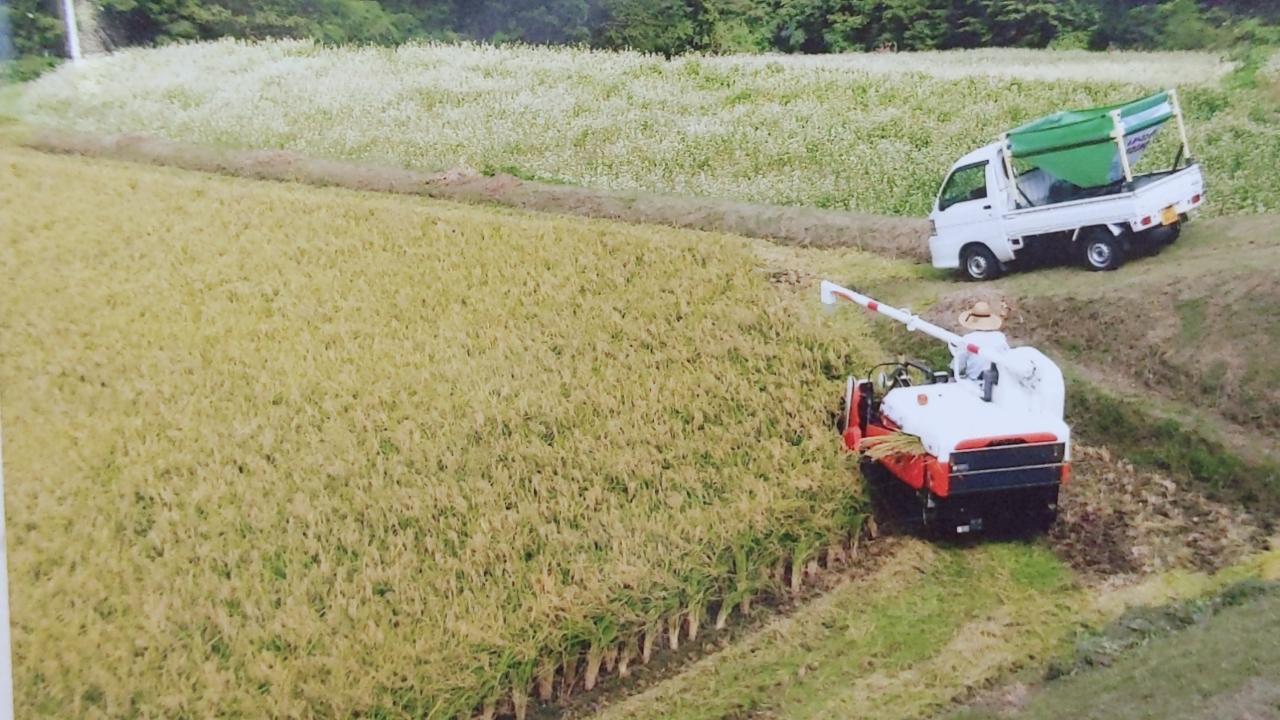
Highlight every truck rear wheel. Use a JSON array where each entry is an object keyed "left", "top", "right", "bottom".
[
  {"left": 962, "top": 245, "right": 1002, "bottom": 282},
  {"left": 1147, "top": 221, "right": 1181, "bottom": 246},
  {"left": 1082, "top": 231, "right": 1125, "bottom": 271}
]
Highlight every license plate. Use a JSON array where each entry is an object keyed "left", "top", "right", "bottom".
[{"left": 1161, "top": 206, "right": 1178, "bottom": 225}]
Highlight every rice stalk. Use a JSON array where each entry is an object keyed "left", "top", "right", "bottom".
[
  {"left": 535, "top": 659, "right": 556, "bottom": 703},
  {"left": 861, "top": 431, "right": 926, "bottom": 461},
  {"left": 616, "top": 638, "right": 635, "bottom": 678},
  {"left": 583, "top": 644, "right": 604, "bottom": 691},
  {"left": 685, "top": 602, "right": 703, "bottom": 642},
  {"left": 666, "top": 613, "right": 682, "bottom": 651},
  {"left": 641, "top": 625, "right": 658, "bottom": 664}
]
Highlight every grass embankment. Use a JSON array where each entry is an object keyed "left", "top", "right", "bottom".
[
  {"left": 951, "top": 579, "right": 1280, "bottom": 720},
  {"left": 17, "top": 42, "right": 1277, "bottom": 216},
  {"left": 1067, "top": 391, "right": 1280, "bottom": 516},
  {"left": 0, "top": 146, "right": 877, "bottom": 717}
]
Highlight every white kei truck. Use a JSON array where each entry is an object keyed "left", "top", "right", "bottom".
[{"left": 928, "top": 89, "right": 1205, "bottom": 281}]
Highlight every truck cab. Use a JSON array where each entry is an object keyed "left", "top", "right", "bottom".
[{"left": 929, "top": 143, "right": 1010, "bottom": 281}]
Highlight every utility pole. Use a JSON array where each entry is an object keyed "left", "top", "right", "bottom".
[
  {"left": 60, "top": 0, "right": 83, "bottom": 64},
  {"left": 0, "top": 416, "right": 13, "bottom": 720}
]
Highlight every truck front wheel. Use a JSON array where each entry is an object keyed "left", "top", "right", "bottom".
[
  {"left": 961, "top": 245, "right": 1003, "bottom": 282},
  {"left": 1081, "top": 231, "right": 1125, "bottom": 272}
]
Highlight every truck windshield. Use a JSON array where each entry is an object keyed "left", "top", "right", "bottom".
[{"left": 939, "top": 162, "right": 988, "bottom": 211}]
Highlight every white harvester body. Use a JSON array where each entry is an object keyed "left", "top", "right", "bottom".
[{"left": 821, "top": 280, "right": 1072, "bottom": 533}]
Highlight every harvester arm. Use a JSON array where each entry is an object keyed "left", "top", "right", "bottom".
[{"left": 819, "top": 280, "right": 1034, "bottom": 380}]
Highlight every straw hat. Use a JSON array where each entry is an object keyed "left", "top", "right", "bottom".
[{"left": 959, "top": 301, "right": 1005, "bottom": 331}]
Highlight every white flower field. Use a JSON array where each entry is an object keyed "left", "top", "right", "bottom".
[{"left": 19, "top": 41, "right": 1277, "bottom": 215}]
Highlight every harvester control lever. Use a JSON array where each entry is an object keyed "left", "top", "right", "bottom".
[{"left": 982, "top": 363, "right": 999, "bottom": 402}]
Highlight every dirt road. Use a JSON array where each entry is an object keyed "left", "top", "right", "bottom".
[{"left": 21, "top": 126, "right": 932, "bottom": 261}]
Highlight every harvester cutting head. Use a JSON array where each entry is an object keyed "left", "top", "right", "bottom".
[{"left": 821, "top": 280, "right": 1071, "bottom": 534}]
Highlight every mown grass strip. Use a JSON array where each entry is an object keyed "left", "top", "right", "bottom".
[{"left": 591, "top": 541, "right": 1080, "bottom": 720}]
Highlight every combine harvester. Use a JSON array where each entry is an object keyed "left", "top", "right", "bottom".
[{"left": 821, "top": 281, "right": 1071, "bottom": 534}]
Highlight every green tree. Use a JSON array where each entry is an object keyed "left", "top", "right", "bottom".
[
  {"left": 5, "top": 0, "right": 64, "bottom": 56},
  {"left": 97, "top": 0, "right": 416, "bottom": 45},
  {"left": 594, "top": 0, "right": 698, "bottom": 53},
  {"left": 457, "top": 0, "right": 592, "bottom": 44},
  {"left": 771, "top": 0, "right": 833, "bottom": 53},
  {"left": 700, "top": 0, "right": 774, "bottom": 52},
  {"left": 1155, "top": 0, "right": 1222, "bottom": 49},
  {"left": 985, "top": 0, "right": 1067, "bottom": 47},
  {"left": 5, "top": 0, "right": 1276, "bottom": 65}
]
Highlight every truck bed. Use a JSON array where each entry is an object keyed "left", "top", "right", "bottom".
[{"left": 1004, "top": 163, "right": 1204, "bottom": 239}]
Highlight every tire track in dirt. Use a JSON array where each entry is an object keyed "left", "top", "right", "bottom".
[{"left": 1051, "top": 445, "right": 1269, "bottom": 578}]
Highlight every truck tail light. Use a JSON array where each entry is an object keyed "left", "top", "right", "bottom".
[
  {"left": 1060, "top": 463, "right": 1071, "bottom": 486},
  {"left": 1192, "top": 193, "right": 1202, "bottom": 204},
  {"left": 1140, "top": 216, "right": 1153, "bottom": 226}
]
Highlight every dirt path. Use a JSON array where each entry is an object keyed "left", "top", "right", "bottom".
[{"left": 19, "top": 125, "right": 931, "bottom": 261}]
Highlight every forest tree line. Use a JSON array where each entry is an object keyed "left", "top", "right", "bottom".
[{"left": 5, "top": 0, "right": 1278, "bottom": 67}]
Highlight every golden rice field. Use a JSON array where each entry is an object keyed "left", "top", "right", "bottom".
[{"left": 0, "top": 145, "right": 877, "bottom": 717}]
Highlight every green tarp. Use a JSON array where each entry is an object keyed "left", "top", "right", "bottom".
[{"left": 1007, "top": 91, "right": 1174, "bottom": 188}]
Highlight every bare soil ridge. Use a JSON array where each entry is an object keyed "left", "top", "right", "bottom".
[{"left": 24, "top": 127, "right": 931, "bottom": 261}]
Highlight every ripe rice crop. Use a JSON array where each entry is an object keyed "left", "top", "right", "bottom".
[
  {"left": 18, "top": 41, "right": 1276, "bottom": 216},
  {"left": 0, "top": 146, "right": 874, "bottom": 717},
  {"left": 860, "top": 431, "right": 926, "bottom": 461}
]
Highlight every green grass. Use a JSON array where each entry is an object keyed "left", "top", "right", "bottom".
[
  {"left": 0, "top": 83, "right": 25, "bottom": 120},
  {"left": 951, "top": 583, "right": 1280, "bottom": 720},
  {"left": 1, "top": 56, "right": 59, "bottom": 84},
  {"left": 1175, "top": 297, "right": 1208, "bottom": 344},
  {"left": 1055, "top": 579, "right": 1280, "bottom": 677},
  {"left": 1066, "top": 387, "right": 1280, "bottom": 513}
]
